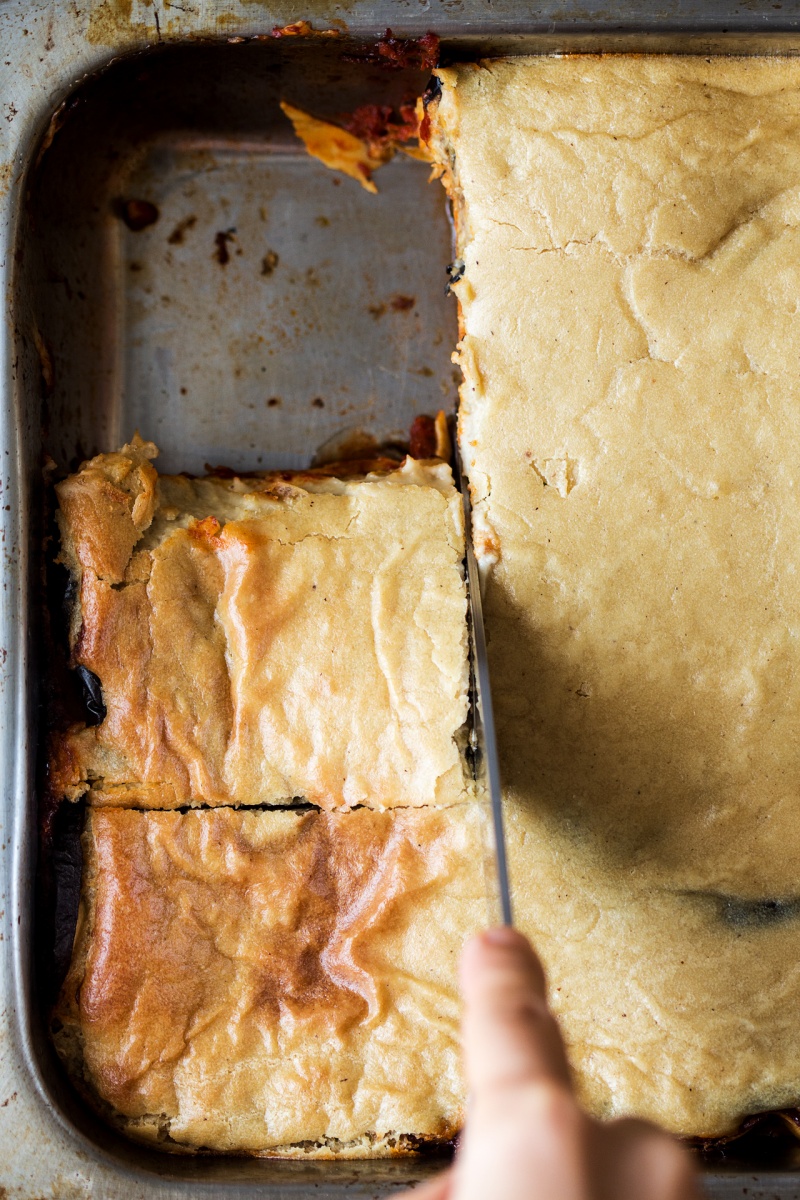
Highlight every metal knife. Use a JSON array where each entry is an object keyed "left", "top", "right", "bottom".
[{"left": 452, "top": 437, "right": 514, "bottom": 927}]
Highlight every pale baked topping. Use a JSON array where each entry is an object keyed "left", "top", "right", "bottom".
[{"left": 428, "top": 54, "right": 800, "bottom": 1137}]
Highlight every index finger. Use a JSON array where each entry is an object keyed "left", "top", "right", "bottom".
[{"left": 460, "top": 927, "right": 572, "bottom": 1095}]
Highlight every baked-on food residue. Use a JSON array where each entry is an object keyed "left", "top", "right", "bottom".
[
  {"left": 425, "top": 55, "right": 800, "bottom": 1140},
  {"left": 344, "top": 28, "right": 440, "bottom": 72}
]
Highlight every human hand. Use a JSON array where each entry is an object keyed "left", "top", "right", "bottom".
[{"left": 402, "top": 927, "right": 700, "bottom": 1200}]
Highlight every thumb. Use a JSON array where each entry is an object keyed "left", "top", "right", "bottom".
[{"left": 460, "top": 927, "right": 571, "bottom": 1095}]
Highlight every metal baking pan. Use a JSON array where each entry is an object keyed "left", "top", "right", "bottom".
[{"left": 6, "top": 3, "right": 800, "bottom": 1197}]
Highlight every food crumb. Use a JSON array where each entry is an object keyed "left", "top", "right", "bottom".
[
  {"left": 261, "top": 250, "right": 279, "bottom": 276},
  {"left": 119, "top": 198, "right": 159, "bottom": 231},
  {"left": 214, "top": 229, "right": 236, "bottom": 265}
]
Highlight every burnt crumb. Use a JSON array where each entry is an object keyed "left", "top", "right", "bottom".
[
  {"left": 128, "top": 261, "right": 143, "bottom": 272},
  {"left": 312, "top": 397, "right": 325, "bottom": 408},
  {"left": 445, "top": 259, "right": 465, "bottom": 295},
  {"left": 368, "top": 303, "right": 386, "bottom": 319},
  {"left": 261, "top": 250, "right": 279, "bottom": 276},
  {"left": 391, "top": 294, "right": 415, "bottom": 313},
  {"left": 75, "top": 665, "right": 106, "bottom": 725},
  {"left": 167, "top": 214, "right": 197, "bottom": 245},
  {"left": 116, "top": 198, "right": 159, "bottom": 232},
  {"left": 267, "top": 397, "right": 282, "bottom": 407},
  {"left": 315, "top": 215, "right": 330, "bottom": 227},
  {"left": 214, "top": 229, "right": 236, "bottom": 265},
  {"left": 422, "top": 75, "right": 443, "bottom": 106},
  {"left": 180, "top": 387, "right": 187, "bottom": 395}
]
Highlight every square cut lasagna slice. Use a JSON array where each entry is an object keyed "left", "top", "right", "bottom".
[
  {"left": 52, "top": 804, "right": 485, "bottom": 1155},
  {"left": 426, "top": 56, "right": 800, "bottom": 1137},
  {"left": 51, "top": 437, "right": 470, "bottom": 811}
]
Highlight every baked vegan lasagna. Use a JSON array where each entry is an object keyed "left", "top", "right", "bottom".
[
  {"left": 426, "top": 55, "right": 800, "bottom": 1138},
  {"left": 52, "top": 437, "right": 471, "bottom": 812},
  {"left": 50, "top": 436, "right": 484, "bottom": 1154},
  {"left": 53, "top": 805, "right": 485, "bottom": 1154}
]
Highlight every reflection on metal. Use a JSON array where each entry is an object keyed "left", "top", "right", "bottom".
[{"left": 453, "top": 437, "right": 513, "bottom": 928}]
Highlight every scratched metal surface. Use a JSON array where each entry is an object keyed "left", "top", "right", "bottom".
[
  {"left": 6, "top": 2, "right": 800, "bottom": 1197},
  {"left": 117, "top": 146, "right": 457, "bottom": 475}
]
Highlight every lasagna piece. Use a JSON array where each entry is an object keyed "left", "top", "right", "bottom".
[
  {"left": 52, "top": 438, "right": 470, "bottom": 811},
  {"left": 53, "top": 804, "right": 486, "bottom": 1154},
  {"left": 426, "top": 56, "right": 800, "bottom": 1136}
]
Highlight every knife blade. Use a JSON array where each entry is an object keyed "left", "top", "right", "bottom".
[{"left": 452, "top": 437, "right": 513, "bottom": 927}]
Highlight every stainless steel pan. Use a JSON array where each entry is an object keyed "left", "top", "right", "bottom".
[{"left": 5, "top": 5, "right": 800, "bottom": 1196}]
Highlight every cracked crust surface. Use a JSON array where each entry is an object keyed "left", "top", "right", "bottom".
[
  {"left": 52, "top": 440, "right": 470, "bottom": 810},
  {"left": 428, "top": 56, "right": 800, "bottom": 1136},
  {"left": 53, "top": 805, "right": 485, "bottom": 1154}
]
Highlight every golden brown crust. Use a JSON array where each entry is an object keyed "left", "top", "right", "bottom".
[
  {"left": 430, "top": 55, "right": 800, "bottom": 1137},
  {"left": 56, "top": 435, "right": 158, "bottom": 582},
  {"left": 52, "top": 447, "right": 470, "bottom": 811},
  {"left": 53, "top": 805, "right": 485, "bottom": 1154}
]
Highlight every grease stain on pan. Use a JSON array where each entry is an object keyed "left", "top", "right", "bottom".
[
  {"left": 85, "top": 0, "right": 195, "bottom": 46},
  {"left": 86, "top": 0, "right": 136, "bottom": 46}
]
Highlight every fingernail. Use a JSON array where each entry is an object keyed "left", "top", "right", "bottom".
[{"left": 481, "top": 926, "right": 519, "bottom": 946}]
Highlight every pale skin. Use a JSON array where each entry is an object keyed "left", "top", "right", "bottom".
[{"left": 399, "top": 928, "right": 701, "bottom": 1200}]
